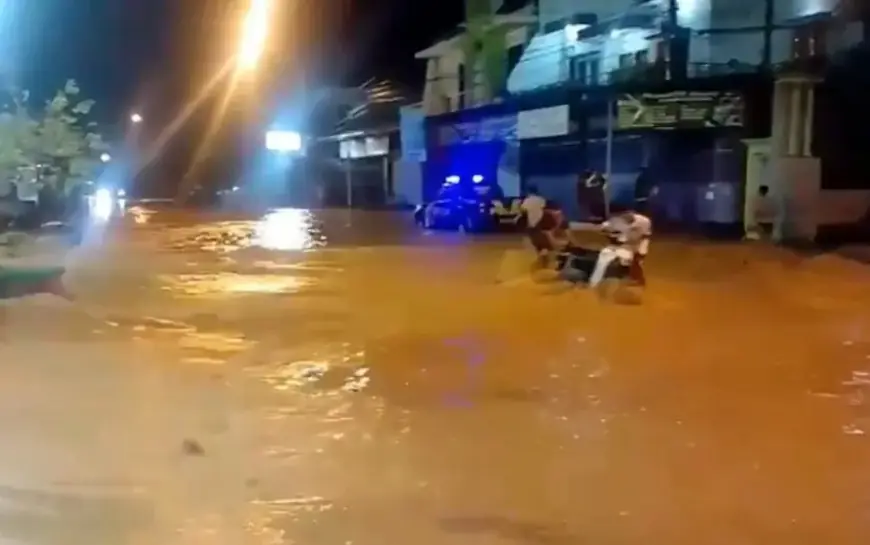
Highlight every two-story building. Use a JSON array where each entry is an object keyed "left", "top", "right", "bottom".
[
  {"left": 502, "top": 0, "right": 869, "bottom": 240},
  {"left": 403, "top": 0, "right": 537, "bottom": 202}
]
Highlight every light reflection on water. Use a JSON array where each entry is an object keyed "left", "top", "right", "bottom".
[
  {"left": 160, "top": 273, "right": 313, "bottom": 295},
  {"left": 9, "top": 210, "right": 870, "bottom": 544},
  {"left": 252, "top": 209, "right": 326, "bottom": 251}
]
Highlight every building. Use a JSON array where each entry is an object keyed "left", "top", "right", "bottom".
[
  {"left": 511, "top": 0, "right": 860, "bottom": 93},
  {"left": 309, "top": 81, "right": 417, "bottom": 208},
  {"left": 417, "top": 1, "right": 537, "bottom": 115},
  {"left": 401, "top": 1, "right": 537, "bottom": 202},
  {"left": 408, "top": 0, "right": 870, "bottom": 241}
]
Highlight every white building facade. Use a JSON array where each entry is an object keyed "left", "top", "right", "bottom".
[
  {"left": 509, "top": 0, "right": 859, "bottom": 93},
  {"left": 416, "top": 4, "right": 536, "bottom": 116}
]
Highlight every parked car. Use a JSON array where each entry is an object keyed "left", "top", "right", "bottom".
[{"left": 413, "top": 175, "right": 523, "bottom": 232}]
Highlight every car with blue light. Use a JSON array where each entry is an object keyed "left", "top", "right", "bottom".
[{"left": 413, "top": 174, "right": 523, "bottom": 232}]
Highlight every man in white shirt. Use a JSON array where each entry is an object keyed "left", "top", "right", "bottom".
[{"left": 588, "top": 207, "right": 652, "bottom": 288}]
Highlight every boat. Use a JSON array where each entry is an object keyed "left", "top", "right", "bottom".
[{"left": 0, "top": 266, "right": 68, "bottom": 299}]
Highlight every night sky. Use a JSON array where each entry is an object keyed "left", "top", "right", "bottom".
[{"left": 5, "top": 0, "right": 464, "bottom": 194}]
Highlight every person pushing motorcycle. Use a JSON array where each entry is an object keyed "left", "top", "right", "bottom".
[{"left": 587, "top": 205, "right": 651, "bottom": 288}]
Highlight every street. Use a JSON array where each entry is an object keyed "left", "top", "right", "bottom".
[{"left": 2, "top": 207, "right": 870, "bottom": 544}]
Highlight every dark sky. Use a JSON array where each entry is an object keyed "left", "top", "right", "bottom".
[{"left": 6, "top": 0, "right": 464, "bottom": 194}]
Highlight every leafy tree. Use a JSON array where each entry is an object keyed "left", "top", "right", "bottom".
[
  {"left": 0, "top": 79, "right": 108, "bottom": 206},
  {"left": 461, "top": 0, "right": 501, "bottom": 101},
  {"left": 460, "top": 0, "right": 527, "bottom": 100}
]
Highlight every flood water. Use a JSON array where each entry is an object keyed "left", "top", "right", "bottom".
[{"left": 2, "top": 207, "right": 870, "bottom": 544}]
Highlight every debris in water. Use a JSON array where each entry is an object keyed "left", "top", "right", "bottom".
[
  {"left": 182, "top": 438, "right": 205, "bottom": 455},
  {"left": 842, "top": 424, "right": 865, "bottom": 436}
]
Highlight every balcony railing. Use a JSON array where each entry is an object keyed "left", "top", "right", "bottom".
[
  {"left": 600, "top": 61, "right": 765, "bottom": 85},
  {"left": 422, "top": 83, "right": 506, "bottom": 115}
]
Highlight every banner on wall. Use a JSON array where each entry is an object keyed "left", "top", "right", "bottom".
[
  {"left": 400, "top": 106, "right": 427, "bottom": 161},
  {"left": 617, "top": 91, "right": 744, "bottom": 130},
  {"left": 517, "top": 105, "right": 570, "bottom": 139},
  {"left": 436, "top": 114, "right": 517, "bottom": 146},
  {"left": 339, "top": 136, "right": 388, "bottom": 159}
]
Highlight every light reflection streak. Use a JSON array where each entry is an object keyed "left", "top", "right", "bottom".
[
  {"left": 253, "top": 209, "right": 324, "bottom": 251},
  {"left": 92, "top": 189, "right": 114, "bottom": 221},
  {"left": 161, "top": 273, "right": 312, "bottom": 296}
]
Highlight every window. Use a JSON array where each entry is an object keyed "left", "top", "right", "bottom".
[
  {"left": 792, "top": 22, "right": 828, "bottom": 59},
  {"left": 570, "top": 57, "right": 587, "bottom": 82},
  {"left": 635, "top": 49, "right": 649, "bottom": 65},
  {"left": 588, "top": 58, "right": 600, "bottom": 84},
  {"left": 570, "top": 55, "right": 600, "bottom": 85},
  {"left": 618, "top": 53, "right": 633, "bottom": 68}
]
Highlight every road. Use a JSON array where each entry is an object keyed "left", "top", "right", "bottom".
[{"left": 2, "top": 207, "right": 870, "bottom": 544}]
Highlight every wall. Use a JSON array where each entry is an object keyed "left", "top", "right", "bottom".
[
  {"left": 422, "top": 48, "right": 464, "bottom": 115},
  {"left": 818, "top": 191, "right": 870, "bottom": 226},
  {"left": 507, "top": 30, "right": 568, "bottom": 91},
  {"left": 421, "top": 25, "right": 531, "bottom": 116},
  {"left": 508, "top": 25, "right": 657, "bottom": 92},
  {"left": 392, "top": 160, "right": 423, "bottom": 206},
  {"left": 538, "top": 0, "right": 631, "bottom": 27},
  {"left": 510, "top": 0, "right": 854, "bottom": 95}
]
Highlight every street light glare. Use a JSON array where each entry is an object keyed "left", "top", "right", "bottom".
[
  {"left": 238, "top": 0, "right": 271, "bottom": 71},
  {"left": 100, "top": 153, "right": 111, "bottom": 163},
  {"left": 130, "top": 113, "right": 143, "bottom": 123}
]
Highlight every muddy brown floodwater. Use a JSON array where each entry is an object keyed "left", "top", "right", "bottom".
[{"left": 2, "top": 207, "right": 870, "bottom": 544}]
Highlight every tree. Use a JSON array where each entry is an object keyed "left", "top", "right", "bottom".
[
  {"left": 460, "top": 0, "right": 525, "bottom": 101},
  {"left": 0, "top": 79, "right": 108, "bottom": 206}
]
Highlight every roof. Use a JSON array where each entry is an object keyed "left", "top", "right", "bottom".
[
  {"left": 416, "top": 2, "right": 536, "bottom": 58},
  {"left": 321, "top": 80, "right": 419, "bottom": 138},
  {"left": 495, "top": 0, "right": 533, "bottom": 15}
]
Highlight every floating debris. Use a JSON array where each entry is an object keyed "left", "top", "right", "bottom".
[
  {"left": 842, "top": 424, "right": 865, "bottom": 436},
  {"left": 182, "top": 438, "right": 205, "bottom": 456}
]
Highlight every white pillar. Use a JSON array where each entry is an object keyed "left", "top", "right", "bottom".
[
  {"left": 770, "top": 80, "right": 790, "bottom": 156},
  {"left": 787, "top": 85, "right": 802, "bottom": 156},
  {"left": 802, "top": 86, "right": 815, "bottom": 157},
  {"left": 769, "top": 75, "right": 822, "bottom": 243}
]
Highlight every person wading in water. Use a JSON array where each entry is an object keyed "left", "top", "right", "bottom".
[{"left": 577, "top": 170, "right": 608, "bottom": 222}]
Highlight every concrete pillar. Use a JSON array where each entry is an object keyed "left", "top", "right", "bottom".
[
  {"left": 741, "top": 139, "right": 771, "bottom": 237},
  {"left": 769, "top": 74, "right": 822, "bottom": 243},
  {"left": 787, "top": 85, "right": 802, "bottom": 156},
  {"left": 771, "top": 76, "right": 819, "bottom": 159}
]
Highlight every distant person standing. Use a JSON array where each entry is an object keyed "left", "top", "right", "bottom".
[
  {"left": 581, "top": 170, "right": 608, "bottom": 222},
  {"left": 633, "top": 167, "right": 657, "bottom": 214}
]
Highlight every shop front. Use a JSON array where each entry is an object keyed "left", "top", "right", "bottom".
[
  {"left": 423, "top": 104, "right": 519, "bottom": 201},
  {"left": 577, "top": 75, "right": 772, "bottom": 233}
]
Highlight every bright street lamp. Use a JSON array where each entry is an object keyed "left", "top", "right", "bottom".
[
  {"left": 237, "top": 0, "right": 271, "bottom": 71},
  {"left": 130, "top": 113, "right": 143, "bottom": 124},
  {"left": 265, "top": 130, "right": 302, "bottom": 152},
  {"left": 100, "top": 153, "right": 111, "bottom": 163}
]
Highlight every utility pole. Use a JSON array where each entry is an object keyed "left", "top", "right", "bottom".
[
  {"left": 762, "top": 0, "right": 774, "bottom": 68},
  {"left": 667, "top": 0, "right": 678, "bottom": 30}
]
